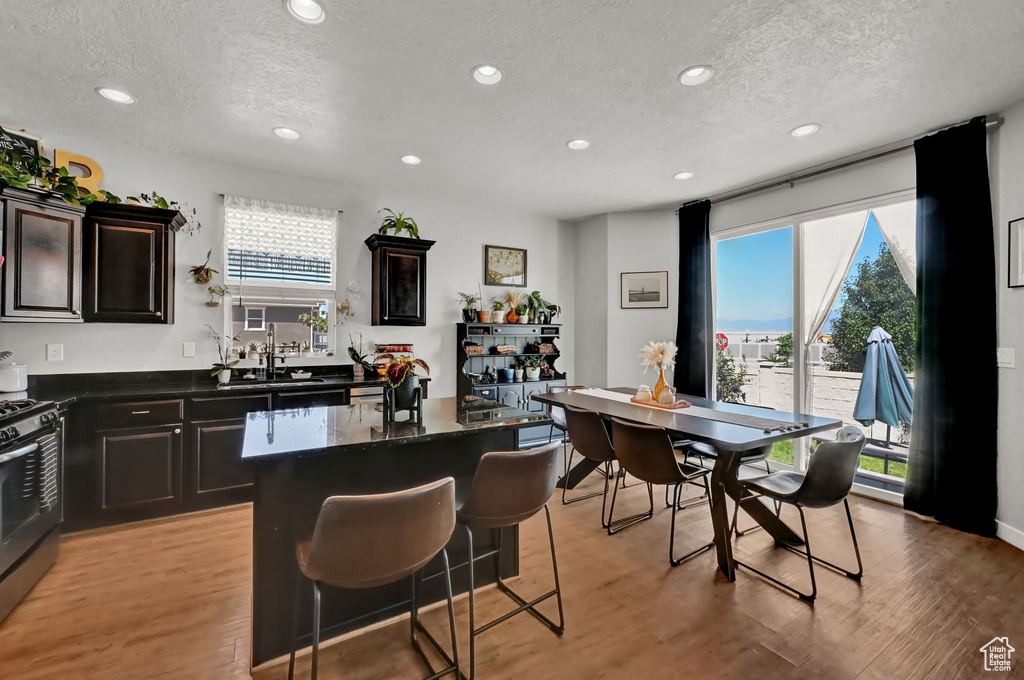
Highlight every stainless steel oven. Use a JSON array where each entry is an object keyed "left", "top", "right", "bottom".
[{"left": 0, "top": 399, "right": 62, "bottom": 623}]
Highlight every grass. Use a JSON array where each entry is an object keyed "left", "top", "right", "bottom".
[{"left": 768, "top": 439, "right": 906, "bottom": 479}]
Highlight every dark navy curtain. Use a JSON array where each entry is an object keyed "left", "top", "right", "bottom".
[
  {"left": 905, "top": 117, "right": 998, "bottom": 537},
  {"left": 673, "top": 200, "right": 713, "bottom": 399}
]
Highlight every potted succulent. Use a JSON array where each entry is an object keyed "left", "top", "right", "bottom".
[
  {"left": 248, "top": 342, "right": 261, "bottom": 358},
  {"left": 515, "top": 303, "right": 529, "bottom": 324},
  {"left": 206, "top": 285, "right": 228, "bottom": 307},
  {"left": 190, "top": 250, "right": 218, "bottom": 284},
  {"left": 378, "top": 354, "right": 430, "bottom": 410},
  {"left": 378, "top": 208, "right": 420, "bottom": 238},
  {"left": 206, "top": 325, "right": 240, "bottom": 384},
  {"left": 489, "top": 299, "right": 504, "bottom": 324},
  {"left": 523, "top": 355, "right": 546, "bottom": 381},
  {"left": 458, "top": 292, "right": 480, "bottom": 323},
  {"left": 301, "top": 341, "right": 313, "bottom": 358},
  {"left": 513, "top": 361, "right": 524, "bottom": 383}
]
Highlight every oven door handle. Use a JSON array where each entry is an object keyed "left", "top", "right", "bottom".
[{"left": 0, "top": 442, "right": 39, "bottom": 465}]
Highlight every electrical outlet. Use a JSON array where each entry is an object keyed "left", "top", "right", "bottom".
[
  {"left": 997, "top": 347, "right": 1015, "bottom": 368},
  {"left": 46, "top": 344, "right": 63, "bottom": 362},
  {"left": 183, "top": 342, "right": 195, "bottom": 358}
]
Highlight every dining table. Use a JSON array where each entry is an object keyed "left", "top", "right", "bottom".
[{"left": 530, "top": 387, "right": 842, "bottom": 580}]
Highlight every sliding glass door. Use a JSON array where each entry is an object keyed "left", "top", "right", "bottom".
[{"left": 713, "top": 195, "right": 917, "bottom": 495}]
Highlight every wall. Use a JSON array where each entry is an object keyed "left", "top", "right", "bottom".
[
  {"left": 991, "top": 98, "right": 1024, "bottom": 548},
  {"left": 0, "top": 129, "right": 576, "bottom": 398},
  {"left": 572, "top": 214, "right": 607, "bottom": 388}
]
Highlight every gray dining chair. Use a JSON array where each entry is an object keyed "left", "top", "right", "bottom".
[
  {"left": 732, "top": 425, "right": 866, "bottom": 604},
  {"left": 546, "top": 384, "right": 586, "bottom": 476}
]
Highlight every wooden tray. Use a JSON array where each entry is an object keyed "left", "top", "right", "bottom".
[{"left": 630, "top": 396, "right": 691, "bottom": 410}]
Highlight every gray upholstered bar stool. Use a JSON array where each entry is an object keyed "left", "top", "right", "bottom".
[
  {"left": 611, "top": 418, "right": 715, "bottom": 566},
  {"left": 563, "top": 405, "right": 654, "bottom": 533},
  {"left": 546, "top": 384, "right": 586, "bottom": 476},
  {"left": 288, "top": 478, "right": 460, "bottom": 680},
  {"left": 733, "top": 426, "right": 866, "bottom": 603},
  {"left": 456, "top": 441, "right": 564, "bottom": 680}
]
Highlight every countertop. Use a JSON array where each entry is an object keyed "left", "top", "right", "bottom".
[{"left": 241, "top": 396, "right": 550, "bottom": 462}]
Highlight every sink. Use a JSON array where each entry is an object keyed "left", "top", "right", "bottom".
[{"left": 216, "top": 378, "right": 327, "bottom": 391}]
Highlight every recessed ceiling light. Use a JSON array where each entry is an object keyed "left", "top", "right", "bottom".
[
  {"left": 96, "top": 87, "right": 136, "bottom": 104},
  {"left": 790, "top": 123, "right": 821, "bottom": 137},
  {"left": 673, "top": 171, "right": 694, "bottom": 180},
  {"left": 284, "top": 0, "right": 326, "bottom": 24},
  {"left": 566, "top": 139, "right": 590, "bottom": 150},
  {"left": 678, "top": 65, "right": 714, "bottom": 86},
  {"left": 273, "top": 127, "right": 301, "bottom": 139},
  {"left": 401, "top": 155, "right": 422, "bottom": 165},
  {"left": 472, "top": 64, "right": 503, "bottom": 85}
]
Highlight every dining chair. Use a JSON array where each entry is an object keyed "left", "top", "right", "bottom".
[
  {"left": 455, "top": 442, "right": 564, "bottom": 679},
  {"left": 732, "top": 426, "right": 866, "bottom": 603},
  {"left": 563, "top": 405, "right": 653, "bottom": 533},
  {"left": 546, "top": 384, "right": 586, "bottom": 476},
  {"left": 288, "top": 478, "right": 460, "bottom": 680},
  {"left": 610, "top": 418, "right": 714, "bottom": 565}
]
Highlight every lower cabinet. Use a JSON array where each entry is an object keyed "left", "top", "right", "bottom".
[
  {"left": 97, "top": 424, "right": 183, "bottom": 515},
  {"left": 189, "top": 418, "right": 252, "bottom": 506}
]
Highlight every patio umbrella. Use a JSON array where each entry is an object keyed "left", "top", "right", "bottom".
[{"left": 853, "top": 326, "right": 914, "bottom": 446}]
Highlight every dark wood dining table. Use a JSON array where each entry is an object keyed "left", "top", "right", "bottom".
[{"left": 531, "top": 388, "right": 842, "bottom": 580}]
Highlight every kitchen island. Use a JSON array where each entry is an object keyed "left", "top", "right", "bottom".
[{"left": 241, "top": 396, "right": 551, "bottom": 668}]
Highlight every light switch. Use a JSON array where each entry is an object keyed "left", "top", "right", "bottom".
[
  {"left": 46, "top": 344, "right": 63, "bottom": 362},
  {"left": 183, "top": 342, "right": 195, "bottom": 358},
  {"left": 997, "top": 347, "right": 1015, "bottom": 368}
]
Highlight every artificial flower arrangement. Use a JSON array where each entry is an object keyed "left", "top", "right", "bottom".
[
  {"left": 376, "top": 354, "right": 430, "bottom": 388},
  {"left": 639, "top": 340, "right": 678, "bottom": 401}
]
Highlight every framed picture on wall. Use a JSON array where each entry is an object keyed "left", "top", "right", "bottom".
[
  {"left": 620, "top": 271, "right": 669, "bottom": 309},
  {"left": 484, "top": 245, "right": 527, "bottom": 287},
  {"left": 1010, "top": 217, "right": 1024, "bottom": 288}
]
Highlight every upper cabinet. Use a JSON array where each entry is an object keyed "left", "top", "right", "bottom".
[
  {"left": 83, "top": 202, "right": 183, "bottom": 324},
  {"left": 364, "top": 234, "right": 435, "bottom": 326},
  {"left": 1, "top": 186, "right": 85, "bottom": 322}
]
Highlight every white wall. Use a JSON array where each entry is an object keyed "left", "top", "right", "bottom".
[
  {"left": 572, "top": 214, "right": 608, "bottom": 388},
  {"left": 0, "top": 129, "right": 575, "bottom": 398},
  {"left": 991, "top": 99, "right": 1024, "bottom": 547}
]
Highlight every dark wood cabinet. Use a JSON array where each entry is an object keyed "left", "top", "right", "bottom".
[
  {"left": 1, "top": 187, "right": 85, "bottom": 322},
  {"left": 190, "top": 419, "right": 252, "bottom": 499},
  {"left": 364, "top": 234, "right": 434, "bottom": 326},
  {"left": 96, "top": 423, "right": 183, "bottom": 514},
  {"left": 83, "top": 202, "right": 183, "bottom": 323}
]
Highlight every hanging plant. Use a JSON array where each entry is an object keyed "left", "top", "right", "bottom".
[{"left": 189, "top": 249, "right": 218, "bottom": 284}]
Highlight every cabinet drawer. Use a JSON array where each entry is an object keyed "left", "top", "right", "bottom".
[
  {"left": 190, "top": 394, "right": 272, "bottom": 420},
  {"left": 274, "top": 389, "right": 349, "bottom": 410},
  {"left": 472, "top": 386, "right": 498, "bottom": 401},
  {"left": 95, "top": 399, "right": 183, "bottom": 427}
]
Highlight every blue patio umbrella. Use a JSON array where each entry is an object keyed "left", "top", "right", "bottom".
[{"left": 853, "top": 326, "right": 914, "bottom": 445}]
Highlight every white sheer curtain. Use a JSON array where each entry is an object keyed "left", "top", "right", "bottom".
[{"left": 871, "top": 200, "right": 917, "bottom": 294}]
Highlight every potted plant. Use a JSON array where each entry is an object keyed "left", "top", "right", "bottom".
[
  {"left": 515, "top": 303, "right": 529, "bottom": 324},
  {"left": 248, "top": 342, "right": 260, "bottom": 357},
  {"left": 301, "top": 341, "right": 313, "bottom": 358},
  {"left": 512, "top": 362, "right": 525, "bottom": 383},
  {"left": 378, "top": 208, "right": 420, "bottom": 238},
  {"left": 206, "top": 285, "right": 228, "bottom": 307},
  {"left": 458, "top": 292, "right": 480, "bottom": 323},
  {"left": 206, "top": 325, "right": 239, "bottom": 384},
  {"left": 489, "top": 299, "right": 505, "bottom": 324},
  {"left": 377, "top": 354, "right": 430, "bottom": 410},
  {"left": 190, "top": 250, "right": 218, "bottom": 284},
  {"left": 523, "top": 355, "right": 546, "bottom": 381},
  {"left": 528, "top": 290, "right": 561, "bottom": 323},
  {"left": 348, "top": 333, "right": 374, "bottom": 379}
]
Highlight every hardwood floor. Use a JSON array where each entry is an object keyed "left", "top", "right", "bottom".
[{"left": 2, "top": 480, "right": 1023, "bottom": 679}]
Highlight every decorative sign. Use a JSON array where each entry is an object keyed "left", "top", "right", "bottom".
[
  {"left": 0, "top": 126, "right": 42, "bottom": 159},
  {"left": 484, "top": 245, "right": 527, "bottom": 287},
  {"left": 716, "top": 333, "right": 729, "bottom": 351}
]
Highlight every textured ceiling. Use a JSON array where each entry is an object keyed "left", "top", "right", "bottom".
[{"left": 3, "top": 0, "right": 1024, "bottom": 219}]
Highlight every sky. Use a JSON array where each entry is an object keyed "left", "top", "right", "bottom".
[{"left": 715, "top": 213, "right": 887, "bottom": 331}]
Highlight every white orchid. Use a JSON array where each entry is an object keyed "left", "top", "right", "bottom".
[{"left": 639, "top": 340, "right": 678, "bottom": 372}]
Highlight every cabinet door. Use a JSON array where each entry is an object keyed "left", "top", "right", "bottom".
[
  {"left": 523, "top": 384, "right": 548, "bottom": 413},
  {"left": 275, "top": 389, "right": 350, "bottom": 410},
  {"left": 96, "top": 424, "right": 182, "bottom": 514},
  {"left": 2, "top": 198, "right": 82, "bottom": 321},
  {"left": 190, "top": 418, "right": 252, "bottom": 503},
  {"left": 382, "top": 250, "right": 426, "bottom": 325},
  {"left": 83, "top": 214, "right": 173, "bottom": 323},
  {"left": 497, "top": 384, "right": 524, "bottom": 408}
]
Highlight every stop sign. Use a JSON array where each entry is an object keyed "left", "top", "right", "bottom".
[{"left": 715, "top": 333, "right": 729, "bottom": 351}]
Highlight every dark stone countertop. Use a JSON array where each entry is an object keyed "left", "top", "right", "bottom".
[{"left": 241, "top": 396, "right": 550, "bottom": 462}]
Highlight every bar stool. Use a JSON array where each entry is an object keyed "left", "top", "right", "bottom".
[
  {"left": 288, "top": 478, "right": 460, "bottom": 680},
  {"left": 611, "top": 419, "right": 715, "bottom": 565},
  {"left": 456, "top": 441, "right": 564, "bottom": 679},
  {"left": 563, "top": 405, "right": 654, "bottom": 533},
  {"left": 546, "top": 384, "right": 586, "bottom": 476},
  {"left": 733, "top": 426, "right": 866, "bottom": 603}
]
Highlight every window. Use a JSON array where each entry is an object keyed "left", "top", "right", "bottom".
[
  {"left": 713, "top": 193, "right": 916, "bottom": 499},
  {"left": 223, "top": 195, "right": 339, "bottom": 354},
  {"left": 244, "top": 307, "right": 266, "bottom": 331}
]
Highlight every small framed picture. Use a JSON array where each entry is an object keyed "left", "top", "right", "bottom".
[
  {"left": 484, "top": 245, "right": 527, "bottom": 287},
  {"left": 1010, "top": 217, "right": 1024, "bottom": 288},
  {"left": 0, "top": 125, "right": 43, "bottom": 159},
  {"left": 620, "top": 271, "right": 669, "bottom": 309}
]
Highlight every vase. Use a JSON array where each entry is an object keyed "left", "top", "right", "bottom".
[
  {"left": 528, "top": 307, "right": 537, "bottom": 323},
  {"left": 505, "top": 308, "right": 520, "bottom": 324},
  {"left": 477, "top": 310, "right": 490, "bottom": 323},
  {"left": 217, "top": 371, "right": 231, "bottom": 385},
  {"left": 462, "top": 308, "right": 476, "bottom": 323},
  {"left": 499, "top": 367, "right": 514, "bottom": 382},
  {"left": 652, "top": 369, "right": 668, "bottom": 401},
  {"left": 391, "top": 375, "right": 420, "bottom": 410},
  {"left": 353, "top": 364, "right": 365, "bottom": 380}
]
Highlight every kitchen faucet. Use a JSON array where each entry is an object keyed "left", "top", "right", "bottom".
[{"left": 266, "top": 323, "right": 287, "bottom": 380}]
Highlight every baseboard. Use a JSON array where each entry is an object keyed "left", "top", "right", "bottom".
[{"left": 997, "top": 520, "right": 1024, "bottom": 552}]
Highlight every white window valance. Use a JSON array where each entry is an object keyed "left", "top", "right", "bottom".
[{"left": 223, "top": 195, "right": 337, "bottom": 260}]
